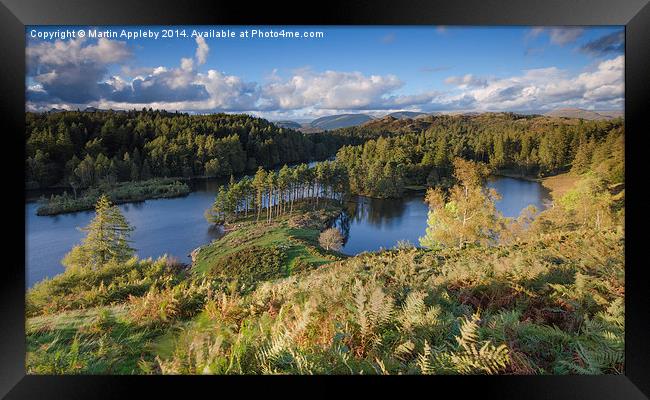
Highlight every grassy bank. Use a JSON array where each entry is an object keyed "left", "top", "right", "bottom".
[
  {"left": 193, "top": 200, "right": 345, "bottom": 282},
  {"left": 27, "top": 222, "right": 623, "bottom": 374},
  {"left": 26, "top": 200, "right": 346, "bottom": 373},
  {"left": 541, "top": 172, "right": 581, "bottom": 200},
  {"left": 36, "top": 178, "right": 190, "bottom": 216}
]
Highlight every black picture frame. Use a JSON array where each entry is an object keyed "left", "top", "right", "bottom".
[{"left": 2, "top": 0, "right": 648, "bottom": 398}]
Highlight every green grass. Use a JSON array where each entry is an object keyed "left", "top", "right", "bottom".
[
  {"left": 26, "top": 256, "right": 188, "bottom": 317},
  {"left": 27, "top": 305, "right": 167, "bottom": 374},
  {"left": 28, "top": 304, "right": 129, "bottom": 333},
  {"left": 193, "top": 201, "right": 344, "bottom": 277}
]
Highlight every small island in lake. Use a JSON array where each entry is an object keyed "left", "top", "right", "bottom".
[{"left": 36, "top": 178, "right": 190, "bottom": 215}]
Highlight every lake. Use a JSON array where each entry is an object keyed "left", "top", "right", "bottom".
[
  {"left": 330, "top": 176, "right": 552, "bottom": 256},
  {"left": 25, "top": 176, "right": 550, "bottom": 287},
  {"left": 25, "top": 179, "right": 226, "bottom": 288}
]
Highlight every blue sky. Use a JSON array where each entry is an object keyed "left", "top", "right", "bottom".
[{"left": 25, "top": 25, "right": 624, "bottom": 119}]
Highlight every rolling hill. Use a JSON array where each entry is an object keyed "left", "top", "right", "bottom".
[
  {"left": 273, "top": 120, "right": 303, "bottom": 130},
  {"left": 386, "top": 111, "right": 429, "bottom": 119},
  {"left": 309, "top": 114, "right": 374, "bottom": 131},
  {"left": 544, "top": 108, "right": 622, "bottom": 120}
]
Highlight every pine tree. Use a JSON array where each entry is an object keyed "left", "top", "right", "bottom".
[
  {"left": 206, "top": 186, "right": 228, "bottom": 224},
  {"left": 253, "top": 167, "right": 268, "bottom": 222},
  {"left": 278, "top": 165, "right": 291, "bottom": 215},
  {"left": 62, "top": 195, "right": 134, "bottom": 269},
  {"left": 266, "top": 171, "right": 276, "bottom": 223},
  {"left": 141, "top": 159, "right": 152, "bottom": 180},
  {"left": 434, "top": 135, "right": 449, "bottom": 167},
  {"left": 571, "top": 139, "right": 595, "bottom": 175}
]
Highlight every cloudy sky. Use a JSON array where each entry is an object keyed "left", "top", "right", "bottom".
[{"left": 26, "top": 26, "right": 624, "bottom": 120}]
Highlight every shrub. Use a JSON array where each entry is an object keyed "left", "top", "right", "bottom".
[
  {"left": 207, "top": 246, "right": 287, "bottom": 291},
  {"left": 27, "top": 256, "right": 186, "bottom": 317},
  {"left": 318, "top": 228, "right": 344, "bottom": 251},
  {"left": 128, "top": 281, "right": 210, "bottom": 327}
]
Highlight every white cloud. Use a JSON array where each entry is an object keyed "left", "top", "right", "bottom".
[
  {"left": 26, "top": 37, "right": 131, "bottom": 103},
  {"left": 27, "top": 37, "right": 130, "bottom": 67},
  {"left": 443, "top": 56, "right": 624, "bottom": 111},
  {"left": 444, "top": 74, "right": 488, "bottom": 89},
  {"left": 26, "top": 35, "right": 624, "bottom": 117},
  {"left": 180, "top": 57, "right": 194, "bottom": 71},
  {"left": 548, "top": 28, "right": 584, "bottom": 45},
  {"left": 195, "top": 69, "right": 260, "bottom": 110},
  {"left": 104, "top": 75, "right": 129, "bottom": 92},
  {"left": 527, "top": 27, "right": 545, "bottom": 39},
  {"left": 261, "top": 69, "right": 407, "bottom": 110},
  {"left": 195, "top": 36, "right": 209, "bottom": 65},
  {"left": 580, "top": 31, "right": 624, "bottom": 56}
]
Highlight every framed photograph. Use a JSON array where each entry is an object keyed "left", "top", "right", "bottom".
[{"left": 2, "top": 0, "right": 648, "bottom": 397}]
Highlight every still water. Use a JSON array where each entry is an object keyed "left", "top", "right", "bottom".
[
  {"left": 330, "top": 176, "right": 551, "bottom": 256},
  {"left": 25, "top": 176, "right": 550, "bottom": 287},
  {"left": 25, "top": 180, "right": 225, "bottom": 287}
]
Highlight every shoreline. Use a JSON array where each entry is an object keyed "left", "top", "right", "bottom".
[
  {"left": 540, "top": 172, "right": 580, "bottom": 201},
  {"left": 36, "top": 190, "right": 191, "bottom": 216},
  {"left": 34, "top": 178, "right": 191, "bottom": 216},
  {"left": 491, "top": 172, "right": 541, "bottom": 182},
  {"left": 27, "top": 159, "right": 330, "bottom": 212},
  {"left": 26, "top": 157, "right": 329, "bottom": 199}
]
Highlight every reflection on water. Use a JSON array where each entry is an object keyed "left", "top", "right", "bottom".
[
  {"left": 25, "top": 174, "right": 549, "bottom": 287},
  {"left": 25, "top": 161, "right": 324, "bottom": 287},
  {"left": 331, "top": 192, "right": 429, "bottom": 255},
  {"left": 486, "top": 176, "right": 551, "bottom": 218},
  {"left": 332, "top": 176, "right": 552, "bottom": 256},
  {"left": 25, "top": 187, "right": 225, "bottom": 287}
]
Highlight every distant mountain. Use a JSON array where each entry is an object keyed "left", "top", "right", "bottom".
[
  {"left": 358, "top": 115, "right": 435, "bottom": 133},
  {"left": 273, "top": 120, "right": 302, "bottom": 130},
  {"left": 386, "top": 111, "right": 429, "bottom": 119},
  {"left": 309, "top": 114, "right": 374, "bottom": 131},
  {"left": 544, "top": 108, "right": 622, "bottom": 120},
  {"left": 47, "top": 108, "right": 67, "bottom": 113},
  {"left": 595, "top": 110, "right": 624, "bottom": 118},
  {"left": 441, "top": 110, "right": 482, "bottom": 116}
]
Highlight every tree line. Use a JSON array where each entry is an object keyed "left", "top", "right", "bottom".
[
  {"left": 206, "top": 161, "right": 348, "bottom": 224},
  {"left": 334, "top": 113, "right": 624, "bottom": 198},
  {"left": 25, "top": 109, "right": 363, "bottom": 190},
  {"left": 419, "top": 145, "right": 624, "bottom": 251},
  {"left": 27, "top": 110, "right": 624, "bottom": 205}
]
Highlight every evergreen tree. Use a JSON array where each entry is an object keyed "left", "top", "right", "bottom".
[
  {"left": 571, "top": 139, "right": 595, "bottom": 174},
  {"left": 130, "top": 161, "right": 141, "bottom": 181},
  {"left": 141, "top": 160, "right": 152, "bottom": 180},
  {"left": 253, "top": 167, "right": 268, "bottom": 222},
  {"left": 62, "top": 195, "right": 134, "bottom": 269},
  {"left": 74, "top": 154, "right": 95, "bottom": 188},
  {"left": 278, "top": 165, "right": 291, "bottom": 214}
]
